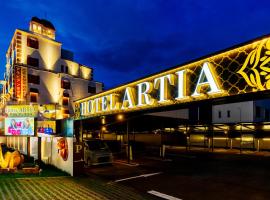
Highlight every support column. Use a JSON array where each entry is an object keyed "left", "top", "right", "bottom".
[
  {"left": 27, "top": 136, "right": 30, "bottom": 160},
  {"left": 38, "top": 137, "right": 41, "bottom": 162}
]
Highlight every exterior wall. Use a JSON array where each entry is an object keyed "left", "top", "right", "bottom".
[
  {"left": 50, "top": 137, "right": 73, "bottom": 176},
  {"left": 212, "top": 101, "right": 254, "bottom": 123},
  {"left": 254, "top": 99, "right": 270, "bottom": 122},
  {"left": 59, "top": 59, "right": 80, "bottom": 76},
  {"left": 80, "top": 66, "right": 92, "bottom": 80},
  {"left": 1, "top": 27, "right": 103, "bottom": 116},
  {"left": 28, "top": 68, "right": 101, "bottom": 104},
  {"left": 28, "top": 68, "right": 60, "bottom": 104},
  {"left": 20, "top": 30, "right": 61, "bottom": 71}
]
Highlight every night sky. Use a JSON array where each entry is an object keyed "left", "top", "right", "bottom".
[{"left": 1, "top": 0, "right": 270, "bottom": 89}]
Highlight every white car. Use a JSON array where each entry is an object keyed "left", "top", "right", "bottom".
[{"left": 84, "top": 139, "right": 113, "bottom": 166}]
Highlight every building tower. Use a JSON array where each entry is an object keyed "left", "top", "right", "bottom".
[{"left": 1, "top": 17, "right": 103, "bottom": 119}]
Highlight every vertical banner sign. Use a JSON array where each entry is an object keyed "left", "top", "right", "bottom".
[
  {"left": 14, "top": 66, "right": 22, "bottom": 99},
  {"left": 73, "top": 142, "right": 84, "bottom": 176},
  {"left": 21, "top": 67, "right": 27, "bottom": 99}
]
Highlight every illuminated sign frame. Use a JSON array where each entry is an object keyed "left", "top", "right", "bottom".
[{"left": 75, "top": 36, "right": 270, "bottom": 119}]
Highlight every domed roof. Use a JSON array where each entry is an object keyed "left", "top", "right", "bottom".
[{"left": 31, "top": 17, "right": 55, "bottom": 30}]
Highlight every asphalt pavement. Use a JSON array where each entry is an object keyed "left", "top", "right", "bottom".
[{"left": 85, "top": 151, "right": 270, "bottom": 200}]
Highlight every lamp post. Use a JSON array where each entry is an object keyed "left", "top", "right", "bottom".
[{"left": 117, "top": 114, "right": 130, "bottom": 163}]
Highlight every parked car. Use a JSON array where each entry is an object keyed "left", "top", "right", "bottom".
[{"left": 84, "top": 139, "right": 113, "bottom": 166}]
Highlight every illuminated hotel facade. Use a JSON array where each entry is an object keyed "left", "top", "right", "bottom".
[
  {"left": 75, "top": 35, "right": 270, "bottom": 153},
  {"left": 0, "top": 17, "right": 103, "bottom": 117},
  {"left": 0, "top": 17, "right": 103, "bottom": 175}
]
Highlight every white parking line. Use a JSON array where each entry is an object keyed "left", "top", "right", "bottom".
[
  {"left": 147, "top": 190, "right": 182, "bottom": 200},
  {"left": 114, "top": 172, "right": 162, "bottom": 182},
  {"left": 113, "top": 161, "right": 139, "bottom": 166}
]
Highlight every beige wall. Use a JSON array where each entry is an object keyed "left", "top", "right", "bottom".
[{"left": 20, "top": 31, "right": 61, "bottom": 71}]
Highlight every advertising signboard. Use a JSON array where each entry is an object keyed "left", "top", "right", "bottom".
[
  {"left": 37, "top": 121, "right": 56, "bottom": 135},
  {"left": 5, "top": 104, "right": 58, "bottom": 119},
  {"left": 5, "top": 117, "right": 34, "bottom": 136}
]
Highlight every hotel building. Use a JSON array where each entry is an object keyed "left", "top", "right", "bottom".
[
  {"left": 0, "top": 17, "right": 103, "bottom": 174},
  {"left": 0, "top": 17, "right": 103, "bottom": 117}
]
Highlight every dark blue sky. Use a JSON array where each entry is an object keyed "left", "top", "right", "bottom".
[{"left": 1, "top": 0, "right": 270, "bottom": 89}]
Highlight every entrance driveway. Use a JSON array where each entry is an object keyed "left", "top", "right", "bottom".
[{"left": 85, "top": 151, "right": 270, "bottom": 200}]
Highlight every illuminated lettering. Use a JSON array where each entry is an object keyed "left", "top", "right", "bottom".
[
  {"left": 95, "top": 98, "right": 101, "bottom": 113},
  {"left": 75, "top": 144, "right": 83, "bottom": 153},
  {"left": 175, "top": 69, "right": 187, "bottom": 100},
  {"left": 80, "top": 102, "right": 87, "bottom": 115},
  {"left": 137, "top": 82, "right": 154, "bottom": 106},
  {"left": 154, "top": 74, "right": 175, "bottom": 103},
  {"left": 87, "top": 100, "right": 95, "bottom": 114},
  {"left": 101, "top": 96, "right": 108, "bottom": 111},
  {"left": 109, "top": 94, "right": 120, "bottom": 110},
  {"left": 77, "top": 62, "right": 223, "bottom": 118},
  {"left": 121, "top": 87, "right": 136, "bottom": 109},
  {"left": 192, "top": 62, "right": 221, "bottom": 97}
]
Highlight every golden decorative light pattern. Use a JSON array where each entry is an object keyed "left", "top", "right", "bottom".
[
  {"left": 75, "top": 36, "right": 270, "bottom": 119},
  {"left": 237, "top": 39, "right": 270, "bottom": 90}
]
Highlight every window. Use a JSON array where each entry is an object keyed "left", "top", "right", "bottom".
[
  {"left": 218, "top": 111, "right": 222, "bottom": 118},
  {"left": 88, "top": 85, "right": 96, "bottom": 93},
  {"left": 256, "top": 106, "right": 261, "bottom": 118},
  {"left": 27, "top": 56, "right": 39, "bottom": 67},
  {"left": 28, "top": 74, "right": 40, "bottom": 84},
  {"left": 61, "top": 65, "right": 69, "bottom": 74},
  {"left": 227, "top": 110, "right": 231, "bottom": 118},
  {"left": 61, "top": 79, "right": 70, "bottom": 89},
  {"left": 30, "top": 88, "right": 39, "bottom": 102},
  {"left": 30, "top": 93, "right": 38, "bottom": 102},
  {"left": 62, "top": 98, "right": 69, "bottom": 106},
  {"left": 27, "top": 37, "right": 39, "bottom": 49}
]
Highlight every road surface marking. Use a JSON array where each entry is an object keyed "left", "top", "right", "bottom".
[
  {"left": 148, "top": 190, "right": 182, "bottom": 200},
  {"left": 114, "top": 172, "right": 162, "bottom": 182},
  {"left": 114, "top": 160, "right": 139, "bottom": 166}
]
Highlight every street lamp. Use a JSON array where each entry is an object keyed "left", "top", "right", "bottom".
[{"left": 116, "top": 114, "right": 131, "bottom": 163}]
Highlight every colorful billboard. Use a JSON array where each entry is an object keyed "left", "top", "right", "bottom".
[
  {"left": 37, "top": 121, "right": 56, "bottom": 135},
  {"left": 38, "top": 104, "right": 57, "bottom": 120},
  {"left": 5, "top": 117, "right": 34, "bottom": 136},
  {"left": 5, "top": 104, "right": 59, "bottom": 119}
]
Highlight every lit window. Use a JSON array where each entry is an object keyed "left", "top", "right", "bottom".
[
  {"left": 33, "top": 24, "right": 37, "bottom": 30},
  {"left": 30, "top": 88, "right": 39, "bottom": 102},
  {"left": 62, "top": 98, "right": 69, "bottom": 106}
]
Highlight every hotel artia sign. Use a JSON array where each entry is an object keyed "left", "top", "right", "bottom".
[
  {"left": 76, "top": 36, "right": 270, "bottom": 119},
  {"left": 79, "top": 62, "right": 222, "bottom": 117}
]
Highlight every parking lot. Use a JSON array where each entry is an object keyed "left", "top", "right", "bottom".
[{"left": 85, "top": 150, "right": 270, "bottom": 200}]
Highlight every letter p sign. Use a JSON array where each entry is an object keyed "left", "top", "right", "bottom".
[{"left": 75, "top": 144, "right": 83, "bottom": 153}]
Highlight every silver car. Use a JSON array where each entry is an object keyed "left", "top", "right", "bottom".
[{"left": 84, "top": 139, "right": 113, "bottom": 166}]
